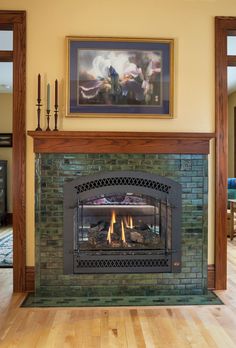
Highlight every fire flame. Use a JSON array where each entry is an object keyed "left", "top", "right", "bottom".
[
  {"left": 107, "top": 210, "right": 116, "bottom": 244},
  {"left": 129, "top": 216, "right": 133, "bottom": 229},
  {"left": 106, "top": 210, "right": 127, "bottom": 245},
  {"left": 124, "top": 216, "right": 134, "bottom": 229},
  {"left": 110, "top": 210, "right": 116, "bottom": 234},
  {"left": 121, "top": 219, "right": 126, "bottom": 243},
  {"left": 111, "top": 210, "right": 116, "bottom": 224},
  {"left": 107, "top": 226, "right": 111, "bottom": 244}
]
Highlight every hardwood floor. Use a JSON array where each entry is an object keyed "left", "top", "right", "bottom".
[{"left": 0, "top": 240, "right": 236, "bottom": 348}]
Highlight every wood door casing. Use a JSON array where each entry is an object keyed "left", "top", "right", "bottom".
[{"left": 0, "top": 11, "right": 26, "bottom": 292}]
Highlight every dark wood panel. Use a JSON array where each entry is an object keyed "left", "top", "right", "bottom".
[
  {"left": 0, "top": 11, "right": 25, "bottom": 24},
  {"left": 227, "top": 30, "right": 236, "bottom": 36},
  {"left": 28, "top": 131, "right": 214, "bottom": 154},
  {"left": 0, "top": 51, "right": 13, "bottom": 62},
  {"left": 25, "top": 267, "right": 35, "bottom": 292},
  {"left": 0, "top": 24, "right": 12, "bottom": 30},
  {"left": 227, "top": 56, "right": 236, "bottom": 66}
]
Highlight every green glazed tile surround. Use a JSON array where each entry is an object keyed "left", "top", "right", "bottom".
[
  {"left": 35, "top": 153, "right": 208, "bottom": 297},
  {"left": 22, "top": 291, "right": 222, "bottom": 308}
]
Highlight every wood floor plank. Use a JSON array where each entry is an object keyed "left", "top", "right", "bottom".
[{"left": 0, "top": 239, "right": 236, "bottom": 347}]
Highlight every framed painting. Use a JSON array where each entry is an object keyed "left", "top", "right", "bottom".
[
  {"left": 0, "top": 133, "right": 12, "bottom": 147},
  {"left": 66, "top": 37, "right": 174, "bottom": 118}
]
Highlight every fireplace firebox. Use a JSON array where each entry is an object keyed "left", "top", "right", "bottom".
[{"left": 64, "top": 171, "right": 181, "bottom": 274}]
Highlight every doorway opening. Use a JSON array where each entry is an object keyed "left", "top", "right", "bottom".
[
  {"left": 215, "top": 17, "right": 236, "bottom": 290},
  {"left": 0, "top": 11, "right": 26, "bottom": 291},
  {"left": 0, "top": 31, "right": 13, "bottom": 268}
]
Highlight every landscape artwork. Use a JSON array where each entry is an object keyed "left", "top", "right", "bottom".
[{"left": 67, "top": 37, "right": 173, "bottom": 118}]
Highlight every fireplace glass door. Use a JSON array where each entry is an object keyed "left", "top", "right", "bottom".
[{"left": 76, "top": 193, "right": 171, "bottom": 253}]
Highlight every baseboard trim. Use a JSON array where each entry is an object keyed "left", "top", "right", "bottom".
[
  {"left": 208, "top": 264, "right": 215, "bottom": 289},
  {"left": 25, "top": 266, "right": 35, "bottom": 292},
  {"left": 25, "top": 265, "right": 216, "bottom": 292}
]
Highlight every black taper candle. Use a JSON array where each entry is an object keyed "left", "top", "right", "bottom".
[
  {"left": 35, "top": 73, "right": 42, "bottom": 131},
  {"left": 53, "top": 79, "right": 59, "bottom": 131}
]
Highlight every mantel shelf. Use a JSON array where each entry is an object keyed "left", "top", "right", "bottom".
[{"left": 27, "top": 131, "right": 215, "bottom": 154}]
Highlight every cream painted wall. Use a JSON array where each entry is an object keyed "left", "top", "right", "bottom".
[
  {"left": 1, "top": 0, "right": 234, "bottom": 265},
  {"left": 0, "top": 93, "right": 13, "bottom": 213},
  {"left": 228, "top": 91, "right": 236, "bottom": 177}
]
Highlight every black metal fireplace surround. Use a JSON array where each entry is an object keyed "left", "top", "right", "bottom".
[{"left": 64, "top": 171, "right": 181, "bottom": 274}]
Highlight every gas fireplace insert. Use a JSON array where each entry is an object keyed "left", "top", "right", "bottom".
[{"left": 64, "top": 171, "right": 181, "bottom": 274}]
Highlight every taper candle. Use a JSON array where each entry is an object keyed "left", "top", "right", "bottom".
[
  {"left": 37, "top": 74, "right": 41, "bottom": 100},
  {"left": 47, "top": 83, "right": 50, "bottom": 110},
  {"left": 55, "top": 79, "right": 58, "bottom": 106}
]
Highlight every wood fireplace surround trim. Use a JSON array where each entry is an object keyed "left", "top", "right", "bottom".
[{"left": 28, "top": 131, "right": 214, "bottom": 154}]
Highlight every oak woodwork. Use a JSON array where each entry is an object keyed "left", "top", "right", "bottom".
[
  {"left": 12, "top": 12, "right": 26, "bottom": 293},
  {"left": 0, "top": 51, "right": 13, "bottom": 62},
  {"left": 25, "top": 267, "right": 35, "bottom": 293},
  {"left": 207, "top": 264, "right": 215, "bottom": 290},
  {"left": 28, "top": 131, "right": 214, "bottom": 154},
  {"left": 0, "top": 11, "right": 26, "bottom": 292},
  {"left": 215, "top": 17, "right": 236, "bottom": 290},
  {"left": 227, "top": 56, "right": 236, "bottom": 66}
]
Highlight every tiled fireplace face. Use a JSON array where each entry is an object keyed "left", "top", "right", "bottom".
[{"left": 35, "top": 153, "right": 208, "bottom": 297}]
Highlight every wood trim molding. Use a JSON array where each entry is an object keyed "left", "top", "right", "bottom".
[
  {"left": 28, "top": 131, "right": 214, "bottom": 154},
  {"left": 0, "top": 11, "right": 27, "bottom": 292},
  {"left": 25, "top": 267, "right": 35, "bottom": 292},
  {"left": 25, "top": 265, "right": 215, "bottom": 292},
  {"left": 12, "top": 12, "right": 26, "bottom": 292},
  {"left": 0, "top": 50, "right": 13, "bottom": 62},
  {"left": 207, "top": 264, "right": 215, "bottom": 290},
  {"left": 227, "top": 56, "right": 236, "bottom": 66},
  {"left": 214, "top": 17, "right": 236, "bottom": 290}
]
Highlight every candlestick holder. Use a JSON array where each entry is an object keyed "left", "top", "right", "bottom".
[
  {"left": 45, "top": 109, "right": 51, "bottom": 131},
  {"left": 53, "top": 103, "right": 59, "bottom": 131},
  {"left": 35, "top": 99, "right": 42, "bottom": 131}
]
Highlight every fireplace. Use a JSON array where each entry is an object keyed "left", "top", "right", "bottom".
[
  {"left": 31, "top": 146, "right": 209, "bottom": 296},
  {"left": 64, "top": 171, "right": 181, "bottom": 274}
]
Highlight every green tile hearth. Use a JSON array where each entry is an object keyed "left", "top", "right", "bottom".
[{"left": 21, "top": 291, "right": 223, "bottom": 308}]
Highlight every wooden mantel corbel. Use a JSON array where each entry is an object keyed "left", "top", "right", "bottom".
[{"left": 27, "top": 131, "right": 215, "bottom": 154}]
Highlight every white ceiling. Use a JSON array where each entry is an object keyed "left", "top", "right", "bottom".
[{"left": 1, "top": 31, "right": 236, "bottom": 95}]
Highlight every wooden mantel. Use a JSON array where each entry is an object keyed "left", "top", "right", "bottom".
[{"left": 28, "top": 131, "right": 214, "bottom": 154}]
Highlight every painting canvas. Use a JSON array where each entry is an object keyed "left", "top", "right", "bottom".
[{"left": 66, "top": 37, "right": 174, "bottom": 118}]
